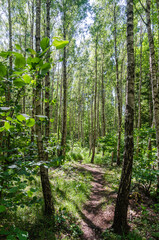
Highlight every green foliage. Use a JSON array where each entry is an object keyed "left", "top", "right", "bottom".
[
  {"left": 40, "top": 37, "right": 49, "bottom": 51},
  {"left": 102, "top": 229, "right": 143, "bottom": 240},
  {"left": 0, "top": 62, "right": 7, "bottom": 76},
  {"left": 0, "top": 226, "right": 28, "bottom": 240},
  {"left": 0, "top": 205, "right": 6, "bottom": 213},
  {"left": 52, "top": 37, "right": 69, "bottom": 49},
  {"left": 133, "top": 127, "right": 158, "bottom": 194},
  {"left": 14, "top": 53, "right": 26, "bottom": 68}
]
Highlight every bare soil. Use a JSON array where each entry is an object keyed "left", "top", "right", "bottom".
[{"left": 74, "top": 163, "right": 116, "bottom": 240}]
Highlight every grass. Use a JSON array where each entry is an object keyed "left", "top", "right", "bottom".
[
  {"left": 50, "top": 161, "right": 92, "bottom": 217},
  {"left": 0, "top": 160, "right": 92, "bottom": 240},
  {"left": 1, "top": 146, "right": 159, "bottom": 240}
]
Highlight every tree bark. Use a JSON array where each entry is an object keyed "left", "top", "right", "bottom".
[
  {"left": 23, "top": 25, "right": 27, "bottom": 114},
  {"left": 137, "top": 22, "right": 143, "bottom": 154},
  {"left": 114, "top": 3, "right": 122, "bottom": 166},
  {"left": 112, "top": 0, "right": 135, "bottom": 233},
  {"left": 45, "top": 0, "right": 51, "bottom": 161},
  {"left": 101, "top": 52, "right": 106, "bottom": 137},
  {"left": 146, "top": 0, "right": 159, "bottom": 195},
  {"left": 7, "top": 0, "right": 12, "bottom": 104},
  {"left": 91, "top": 37, "right": 98, "bottom": 163},
  {"left": 59, "top": 7, "right": 67, "bottom": 157},
  {"left": 156, "top": 0, "right": 159, "bottom": 88},
  {"left": 35, "top": 0, "right": 54, "bottom": 216},
  {"left": 31, "top": 0, "right": 35, "bottom": 143},
  {"left": 89, "top": 95, "right": 93, "bottom": 157}
]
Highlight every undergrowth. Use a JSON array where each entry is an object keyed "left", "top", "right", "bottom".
[{"left": 0, "top": 160, "right": 92, "bottom": 240}]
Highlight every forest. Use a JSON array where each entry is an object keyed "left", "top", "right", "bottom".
[{"left": 0, "top": 0, "right": 159, "bottom": 239}]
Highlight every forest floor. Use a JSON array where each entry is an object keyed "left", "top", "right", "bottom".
[
  {"left": 72, "top": 163, "right": 159, "bottom": 240},
  {"left": 74, "top": 163, "right": 115, "bottom": 240},
  {"left": 1, "top": 160, "right": 159, "bottom": 240}
]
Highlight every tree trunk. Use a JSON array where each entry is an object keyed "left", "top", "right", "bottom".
[
  {"left": 89, "top": 95, "right": 93, "bottom": 157},
  {"left": 112, "top": 0, "right": 135, "bottom": 233},
  {"left": 91, "top": 37, "right": 98, "bottom": 163},
  {"left": 137, "top": 22, "right": 143, "bottom": 154},
  {"left": 54, "top": 64, "right": 59, "bottom": 134},
  {"left": 59, "top": 8, "right": 67, "bottom": 157},
  {"left": 45, "top": 0, "right": 51, "bottom": 161},
  {"left": 7, "top": 0, "right": 12, "bottom": 105},
  {"left": 23, "top": 25, "right": 27, "bottom": 114},
  {"left": 31, "top": 0, "right": 35, "bottom": 143},
  {"left": 146, "top": 0, "right": 159, "bottom": 196},
  {"left": 35, "top": 0, "right": 54, "bottom": 216},
  {"left": 101, "top": 52, "right": 106, "bottom": 137},
  {"left": 156, "top": 0, "right": 159, "bottom": 88},
  {"left": 114, "top": 3, "right": 122, "bottom": 166},
  {"left": 58, "top": 74, "right": 63, "bottom": 141}
]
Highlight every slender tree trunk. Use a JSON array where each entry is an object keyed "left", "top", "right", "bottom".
[
  {"left": 81, "top": 84, "right": 84, "bottom": 146},
  {"left": 91, "top": 37, "right": 98, "bottom": 163},
  {"left": 23, "top": 25, "right": 27, "bottom": 114},
  {"left": 112, "top": 0, "right": 135, "bottom": 233},
  {"left": 7, "top": 0, "right": 12, "bottom": 105},
  {"left": 6, "top": 0, "right": 12, "bottom": 156},
  {"left": 54, "top": 65, "right": 59, "bottom": 134},
  {"left": 146, "top": 0, "right": 159, "bottom": 195},
  {"left": 101, "top": 52, "right": 106, "bottom": 137},
  {"left": 50, "top": 65, "right": 55, "bottom": 131},
  {"left": 89, "top": 95, "right": 93, "bottom": 157},
  {"left": 30, "top": 0, "right": 34, "bottom": 50},
  {"left": 114, "top": 3, "right": 122, "bottom": 166},
  {"left": 97, "top": 78, "right": 100, "bottom": 139},
  {"left": 156, "top": 0, "right": 159, "bottom": 88},
  {"left": 31, "top": 0, "right": 35, "bottom": 143},
  {"left": 58, "top": 74, "right": 63, "bottom": 141},
  {"left": 59, "top": 8, "right": 67, "bottom": 157},
  {"left": 45, "top": 0, "right": 51, "bottom": 161},
  {"left": 78, "top": 78, "right": 81, "bottom": 141},
  {"left": 35, "top": 0, "right": 54, "bottom": 216},
  {"left": 137, "top": 22, "right": 143, "bottom": 154}
]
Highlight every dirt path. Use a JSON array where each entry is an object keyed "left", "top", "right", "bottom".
[{"left": 75, "top": 164, "right": 116, "bottom": 240}]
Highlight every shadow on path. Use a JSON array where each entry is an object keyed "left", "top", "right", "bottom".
[{"left": 74, "top": 164, "right": 116, "bottom": 240}]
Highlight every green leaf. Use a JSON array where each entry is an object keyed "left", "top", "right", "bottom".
[
  {"left": 4, "top": 121, "right": 11, "bottom": 130},
  {"left": 13, "top": 78, "right": 25, "bottom": 87},
  {"left": 40, "top": 37, "right": 49, "bottom": 51},
  {"left": 27, "top": 190, "right": 33, "bottom": 197},
  {"left": 15, "top": 53, "right": 26, "bottom": 68},
  {"left": 52, "top": 37, "right": 69, "bottom": 49},
  {"left": 16, "top": 114, "right": 26, "bottom": 122},
  {"left": 40, "top": 62, "right": 51, "bottom": 70},
  {"left": 26, "top": 48, "right": 36, "bottom": 55},
  {"left": 0, "top": 126, "right": 5, "bottom": 132},
  {"left": 23, "top": 74, "right": 31, "bottom": 84},
  {"left": 26, "top": 118, "right": 35, "bottom": 127},
  {"left": 50, "top": 119, "right": 54, "bottom": 123},
  {"left": 6, "top": 116, "right": 13, "bottom": 121},
  {"left": 31, "top": 57, "right": 41, "bottom": 64},
  {"left": 15, "top": 44, "right": 22, "bottom": 51},
  {"left": 30, "top": 188, "right": 37, "bottom": 192},
  {"left": 0, "top": 51, "right": 10, "bottom": 58},
  {"left": 0, "top": 62, "right": 7, "bottom": 77},
  {"left": 0, "top": 205, "right": 6, "bottom": 213},
  {"left": 40, "top": 62, "right": 51, "bottom": 75}
]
